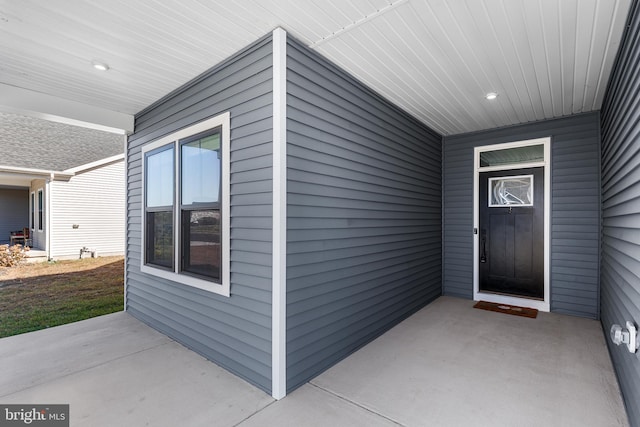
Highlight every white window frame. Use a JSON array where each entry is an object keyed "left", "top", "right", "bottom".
[
  {"left": 140, "top": 113, "right": 231, "bottom": 297},
  {"left": 30, "top": 191, "right": 35, "bottom": 230}
]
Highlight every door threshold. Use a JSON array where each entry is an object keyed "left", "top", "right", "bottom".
[
  {"left": 480, "top": 289, "right": 544, "bottom": 302},
  {"left": 475, "top": 291, "right": 549, "bottom": 312}
]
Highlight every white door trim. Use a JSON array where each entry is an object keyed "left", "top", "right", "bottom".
[{"left": 473, "top": 137, "right": 551, "bottom": 312}]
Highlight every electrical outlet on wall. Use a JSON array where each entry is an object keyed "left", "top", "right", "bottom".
[{"left": 611, "top": 322, "right": 638, "bottom": 353}]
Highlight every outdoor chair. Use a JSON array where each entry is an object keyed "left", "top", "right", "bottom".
[
  {"left": 9, "top": 228, "right": 31, "bottom": 247},
  {"left": 22, "top": 227, "right": 32, "bottom": 247}
]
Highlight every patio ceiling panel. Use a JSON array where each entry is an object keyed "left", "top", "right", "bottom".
[{"left": 0, "top": 0, "right": 632, "bottom": 135}]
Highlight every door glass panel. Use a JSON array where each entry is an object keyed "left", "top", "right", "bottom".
[
  {"left": 480, "top": 144, "right": 544, "bottom": 167},
  {"left": 489, "top": 175, "right": 533, "bottom": 207}
]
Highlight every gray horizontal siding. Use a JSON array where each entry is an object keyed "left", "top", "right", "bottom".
[
  {"left": 126, "top": 35, "right": 273, "bottom": 393},
  {"left": 285, "top": 37, "right": 442, "bottom": 391},
  {"left": 600, "top": 1, "right": 640, "bottom": 425},
  {"left": 0, "top": 189, "right": 28, "bottom": 245},
  {"left": 443, "top": 113, "right": 601, "bottom": 319}
]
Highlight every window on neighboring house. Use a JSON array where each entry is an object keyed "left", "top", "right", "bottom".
[
  {"left": 30, "top": 192, "right": 35, "bottom": 229},
  {"left": 37, "top": 190, "right": 43, "bottom": 231},
  {"left": 141, "top": 113, "right": 230, "bottom": 296}
]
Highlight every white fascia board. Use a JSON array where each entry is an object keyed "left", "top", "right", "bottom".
[
  {"left": 0, "top": 83, "right": 134, "bottom": 135},
  {"left": 0, "top": 165, "right": 73, "bottom": 181},
  {"left": 272, "top": 27, "right": 288, "bottom": 400},
  {"left": 64, "top": 153, "right": 125, "bottom": 174}
]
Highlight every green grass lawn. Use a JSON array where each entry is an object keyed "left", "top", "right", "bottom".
[{"left": 0, "top": 256, "right": 124, "bottom": 338}]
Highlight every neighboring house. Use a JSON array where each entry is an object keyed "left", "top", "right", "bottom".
[{"left": 0, "top": 112, "right": 125, "bottom": 259}]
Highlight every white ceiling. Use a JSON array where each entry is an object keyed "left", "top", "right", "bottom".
[{"left": 0, "top": 0, "right": 632, "bottom": 136}]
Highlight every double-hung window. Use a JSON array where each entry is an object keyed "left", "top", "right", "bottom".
[
  {"left": 30, "top": 192, "right": 35, "bottom": 230},
  {"left": 141, "top": 113, "right": 230, "bottom": 296},
  {"left": 37, "top": 190, "right": 43, "bottom": 231}
]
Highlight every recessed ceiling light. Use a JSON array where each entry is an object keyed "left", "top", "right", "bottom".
[
  {"left": 91, "top": 61, "right": 110, "bottom": 71},
  {"left": 485, "top": 92, "right": 498, "bottom": 100}
]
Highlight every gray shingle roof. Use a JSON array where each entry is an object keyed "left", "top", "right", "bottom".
[{"left": 0, "top": 112, "right": 124, "bottom": 171}]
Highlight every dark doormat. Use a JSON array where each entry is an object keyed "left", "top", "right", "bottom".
[{"left": 473, "top": 301, "right": 538, "bottom": 319}]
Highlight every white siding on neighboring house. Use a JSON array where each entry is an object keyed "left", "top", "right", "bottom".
[{"left": 50, "top": 160, "right": 125, "bottom": 258}]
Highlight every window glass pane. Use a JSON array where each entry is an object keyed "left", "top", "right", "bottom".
[
  {"left": 181, "top": 209, "right": 220, "bottom": 280},
  {"left": 146, "top": 147, "right": 174, "bottom": 207},
  {"left": 489, "top": 175, "right": 533, "bottom": 207},
  {"left": 181, "top": 132, "right": 220, "bottom": 205},
  {"left": 146, "top": 211, "right": 173, "bottom": 268},
  {"left": 480, "top": 144, "right": 544, "bottom": 167},
  {"left": 38, "top": 191, "right": 43, "bottom": 231}
]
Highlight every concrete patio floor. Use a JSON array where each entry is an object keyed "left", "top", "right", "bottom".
[{"left": 0, "top": 296, "right": 630, "bottom": 426}]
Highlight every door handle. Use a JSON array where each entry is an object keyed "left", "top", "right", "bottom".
[{"left": 480, "top": 229, "right": 487, "bottom": 263}]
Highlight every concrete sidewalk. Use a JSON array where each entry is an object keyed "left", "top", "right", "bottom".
[{"left": 0, "top": 297, "right": 630, "bottom": 426}]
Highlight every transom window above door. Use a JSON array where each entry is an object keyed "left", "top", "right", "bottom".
[{"left": 479, "top": 144, "right": 544, "bottom": 168}]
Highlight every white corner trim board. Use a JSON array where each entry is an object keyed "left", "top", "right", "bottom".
[{"left": 272, "top": 27, "right": 288, "bottom": 400}]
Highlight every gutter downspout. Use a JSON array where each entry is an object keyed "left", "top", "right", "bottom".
[{"left": 46, "top": 173, "right": 53, "bottom": 261}]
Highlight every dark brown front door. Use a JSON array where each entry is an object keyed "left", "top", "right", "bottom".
[{"left": 479, "top": 167, "right": 544, "bottom": 299}]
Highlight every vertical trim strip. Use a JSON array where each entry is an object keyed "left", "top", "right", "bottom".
[
  {"left": 221, "top": 113, "right": 231, "bottom": 295},
  {"left": 123, "top": 136, "right": 128, "bottom": 311},
  {"left": 272, "top": 27, "right": 288, "bottom": 399},
  {"left": 543, "top": 139, "right": 551, "bottom": 311}
]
